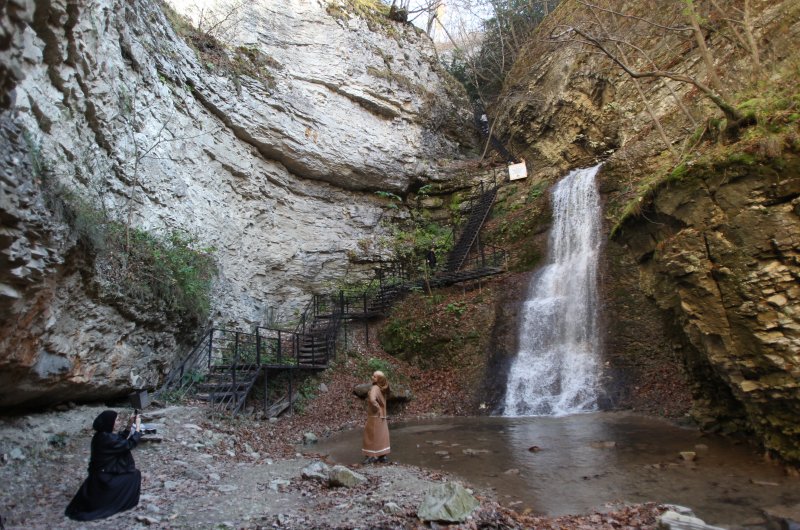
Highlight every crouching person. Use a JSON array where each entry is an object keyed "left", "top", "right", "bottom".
[{"left": 65, "top": 410, "right": 142, "bottom": 521}]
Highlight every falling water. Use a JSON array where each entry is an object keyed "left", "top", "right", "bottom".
[{"left": 504, "top": 165, "right": 603, "bottom": 417}]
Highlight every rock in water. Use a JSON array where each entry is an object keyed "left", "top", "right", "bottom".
[{"left": 417, "top": 482, "right": 479, "bottom": 523}]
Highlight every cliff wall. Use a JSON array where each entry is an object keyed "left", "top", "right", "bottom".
[{"left": 0, "top": 0, "right": 472, "bottom": 408}]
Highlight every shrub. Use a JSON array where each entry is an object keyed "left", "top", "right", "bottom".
[{"left": 32, "top": 144, "right": 217, "bottom": 326}]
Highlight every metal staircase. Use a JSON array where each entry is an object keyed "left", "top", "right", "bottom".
[
  {"left": 158, "top": 294, "right": 343, "bottom": 417},
  {"left": 159, "top": 138, "right": 515, "bottom": 417},
  {"left": 474, "top": 100, "right": 517, "bottom": 164},
  {"left": 444, "top": 181, "right": 499, "bottom": 273}
]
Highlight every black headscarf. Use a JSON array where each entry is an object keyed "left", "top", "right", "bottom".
[{"left": 92, "top": 410, "right": 118, "bottom": 433}]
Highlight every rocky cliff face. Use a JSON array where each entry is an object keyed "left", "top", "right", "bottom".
[
  {"left": 611, "top": 155, "right": 800, "bottom": 460},
  {"left": 491, "top": 0, "right": 800, "bottom": 461},
  {"left": 0, "top": 0, "right": 472, "bottom": 409}
]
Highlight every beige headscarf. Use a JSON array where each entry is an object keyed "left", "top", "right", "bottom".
[{"left": 372, "top": 370, "right": 390, "bottom": 397}]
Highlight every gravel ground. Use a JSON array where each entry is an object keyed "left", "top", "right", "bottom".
[
  {"left": 0, "top": 330, "right": 669, "bottom": 529},
  {"left": 0, "top": 403, "right": 667, "bottom": 529}
]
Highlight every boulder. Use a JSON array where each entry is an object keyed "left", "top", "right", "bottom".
[
  {"left": 328, "top": 465, "right": 367, "bottom": 488},
  {"left": 417, "top": 482, "right": 479, "bottom": 523},
  {"left": 353, "top": 383, "right": 413, "bottom": 403},
  {"left": 303, "top": 432, "right": 318, "bottom": 445}
]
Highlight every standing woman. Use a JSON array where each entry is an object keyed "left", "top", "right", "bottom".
[
  {"left": 362, "top": 370, "right": 391, "bottom": 464},
  {"left": 65, "top": 410, "right": 142, "bottom": 521}
]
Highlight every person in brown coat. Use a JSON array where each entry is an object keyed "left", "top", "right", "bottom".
[{"left": 362, "top": 370, "right": 390, "bottom": 464}]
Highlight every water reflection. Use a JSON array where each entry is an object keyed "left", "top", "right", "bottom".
[{"left": 315, "top": 412, "right": 800, "bottom": 526}]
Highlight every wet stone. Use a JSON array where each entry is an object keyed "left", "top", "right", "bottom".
[{"left": 658, "top": 509, "right": 725, "bottom": 529}]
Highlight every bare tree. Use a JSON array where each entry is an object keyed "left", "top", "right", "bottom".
[
  {"left": 438, "top": 0, "right": 559, "bottom": 104},
  {"left": 708, "top": 0, "right": 762, "bottom": 79},
  {"left": 585, "top": 4, "right": 679, "bottom": 160},
  {"left": 188, "top": 0, "right": 249, "bottom": 43},
  {"left": 550, "top": 0, "right": 747, "bottom": 124},
  {"left": 115, "top": 81, "right": 219, "bottom": 254}
]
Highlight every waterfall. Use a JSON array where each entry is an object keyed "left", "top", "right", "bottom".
[{"left": 503, "top": 165, "right": 603, "bottom": 417}]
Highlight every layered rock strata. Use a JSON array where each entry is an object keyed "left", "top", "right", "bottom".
[
  {"left": 0, "top": 0, "right": 471, "bottom": 408},
  {"left": 490, "top": 0, "right": 800, "bottom": 460}
]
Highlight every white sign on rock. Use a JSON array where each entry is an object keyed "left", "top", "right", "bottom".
[{"left": 508, "top": 161, "right": 527, "bottom": 180}]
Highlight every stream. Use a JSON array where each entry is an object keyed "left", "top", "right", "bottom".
[{"left": 316, "top": 412, "right": 800, "bottom": 527}]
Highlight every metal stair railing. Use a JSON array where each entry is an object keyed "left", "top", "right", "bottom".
[
  {"left": 256, "top": 327, "right": 300, "bottom": 367},
  {"left": 205, "top": 329, "right": 262, "bottom": 416},
  {"left": 445, "top": 181, "right": 499, "bottom": 272},
  {"left": 156, "top": 327, "right": 265, "bottom": 416},
  {"left": 157, "top": 328, "right": 214, "bottom": 401}
]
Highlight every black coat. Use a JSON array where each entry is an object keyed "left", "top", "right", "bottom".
[{"left": 65, "top": 429, "right": 142, "bottom": 521}]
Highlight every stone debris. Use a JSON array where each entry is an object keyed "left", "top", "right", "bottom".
[
  {"left": 301, "top": 461, "right": 330, "bottom": 483},
  {"left": 328, "top": 465, "right": 367, "bottom": 488},
  {"left": 658, "top": 509, "right": 725, "bottom": 529},
  {"left": 417, "top": 481, "right": 479, "bottom": 523},
  {"left": 383, "top": 501, "right": 404, "bottom": 515},
  {"left": 0, "top": 403, "right": 671, "bottom": 529}
]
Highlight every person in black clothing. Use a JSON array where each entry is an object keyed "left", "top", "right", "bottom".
[
  {"left": 65, "top": 409, "right": 142, "bottom": 521},
  {"left": 426, "top": 245, "right": 437, "bottom": 271}
]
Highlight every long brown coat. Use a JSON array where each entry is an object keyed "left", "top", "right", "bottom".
[{"left": 362, "top": 384, "right": 390, "bottom": 457}]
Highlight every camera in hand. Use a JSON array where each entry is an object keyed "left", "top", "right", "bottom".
[{"left": 128, "top": 390, "right": 157, "bottom": 435}]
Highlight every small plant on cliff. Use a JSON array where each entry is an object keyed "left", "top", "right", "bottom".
[
  {"left": 375, "top": 190, "right": 403, "bottom": 209},
  {"left": 159, "top": 0, "right": 279, "bottom": 89},
  {"left": 326, "top": 0, "right": 400, "bottom": 36},
  {"left": 32, "top": 148, "right": 217, "bottom": 326}
]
